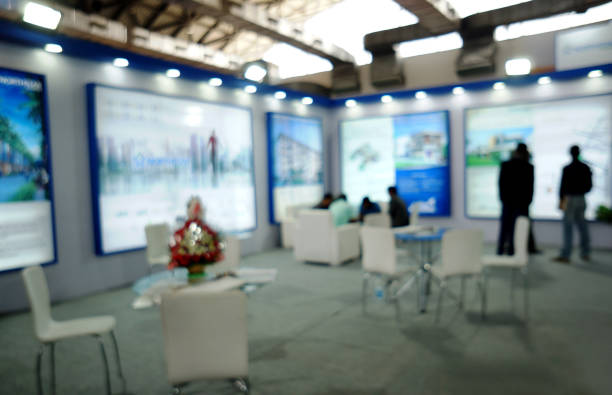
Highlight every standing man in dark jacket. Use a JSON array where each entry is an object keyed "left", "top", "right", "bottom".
[
  {"left": 554, "top": 145, "right": 592, "bottom": 263},
  {"left": 497, "top": 143, "right": 534, "bottom": 255}
]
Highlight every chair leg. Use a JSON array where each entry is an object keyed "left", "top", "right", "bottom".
[
  {"left": 510, "top": 268, "right": 516, "bottom": 309},
  {"left": 435, "top": 281, "right": 446, "bottom": 323},
  {"left": 36, "top": 345, "right": 44, "bottom": 395},
  {"left": 482, "top": 270, "right": 489, "bottom": 319},
  {"left": 522, "top": 267, "right": 529, "bottom": 321},
  {"left": 110, "top": 330, "right": 127, "bottom": 393},
  {"left": 459, "top": 276, "right": 466, "bottom": 309},
  {"left": 362, "top": 274, "right": 369, "bottom": 314},
  {"left": 94, "top": 335, "right": 112, "bottom": 395},
  {"left": 49, "top": 342, "right": 56, "bottom": 395}
]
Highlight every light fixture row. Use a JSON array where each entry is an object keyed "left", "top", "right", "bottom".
[{"left": 342, "top": 68, "right": 605, "bottom": 107}]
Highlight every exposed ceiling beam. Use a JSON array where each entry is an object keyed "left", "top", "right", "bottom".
[
  {"left": 393, "top": 0, "right": 458, "bottom": 33},
  {"left": 166, "top": 0, "right": 354, "bottom": 64},
  {"left": 143, "top": 3, "right": 170, "bottom": 30},
  {"left": 197, "top": 20, "right": 220, "bottom": 44},
  {"left": 111, "top": 0, "right": 139, "bottom": 21}
]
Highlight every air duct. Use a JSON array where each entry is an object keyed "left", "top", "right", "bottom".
[{"left": 331, "top": 63, "right": 360, "bottom": 94}]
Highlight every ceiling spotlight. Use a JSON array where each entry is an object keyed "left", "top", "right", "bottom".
[
  {"left": 244, "top": 63, "right": 267, "bottom": 82},
  {"left": 415, "top": 91, "right": 427, "bottom": 99},
  {"left": 381, "top": 95, "right": 392, "bottom": 103},
  {"left": 166, "top": 69, "right": 180, "bottom": 78},
  {"left": 274, "top": 91, "right": 286, "bottom": 100},
  {"left": 44, "top": 43, "right": 62, "bottom": 53},
  {"left": 23, "top": 2, "right": 61, "bottom": 30},
  {"left": 493, "top": 82, "right": 506, "bottom": 90},
  {"left": 345, "top": 99, "right": 357, "bottom": 108},
  {"left": 452, "top": 86, "right": 465, "bottom": 95},
  {"left": 209, "top": 77, "right": 223, "bottom": 86},
  {"left": 301, "top": 97, "right": 313, "bottom": 105},
  {"left": 537, "top": 76, "right": 551, "bottom": 85},
  {"left": 588, "top": 69, "right": 603, "bottom": 78},
  {"left": 113, "top": 58, "right": 129, "bottom": 68},
  {"left": 244, "top": 85, "right": 257, "bottom": 94},
  {"left": 505, "top": 58, "right": 531, "bottom": 76}
]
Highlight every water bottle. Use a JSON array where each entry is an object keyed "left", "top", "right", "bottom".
[{"left": 374, "top": 283, "right": 384, "bottom": 300}]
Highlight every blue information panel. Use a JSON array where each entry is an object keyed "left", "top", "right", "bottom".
[
  {"left": 0, "top": 67, "right": 56, "bottom": 272},
  {"left": 267, "top": 113, "right": 323, "bottom": 224},
  {"left": 341, "top": 111, "right": 450, "bottom": 216}
]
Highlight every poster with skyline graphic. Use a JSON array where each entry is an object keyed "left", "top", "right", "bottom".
[
  {"left": 89, "top": 84, "right": 255, "bottom": 255},
  {"left": 267, "top": 113, "right": 323, "bottom": 224},
  {"left": 465, "top": 95, "right": 612, "bottom": 220},
  {"left": 340, "top": 111, "right": 450, "bottom": 216},
  {"left": 0, "top": 67, "right": 56, "bottom": 272}
]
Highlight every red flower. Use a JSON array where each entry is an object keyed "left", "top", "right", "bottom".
[{"left": 168, "top": 219, "right": 224, "bottom": 269}]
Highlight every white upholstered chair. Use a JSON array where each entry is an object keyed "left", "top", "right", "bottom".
[
  {"left": 360, "top": 226, "right": 417, "bottom": 314},
  {"left": 144, "top": 222, "right": 171, "bottom": 272},
  {"left": 161, "top": 289, "right": 249, "bottom": 393},
  {"left": 207, "top": 235, "right": 241, "bottom": 276},
  {"left": 22, "top": 266, "right": 126, "bottom": 395},
  {"left": 430, "top": 229, "right": 484, "bottom": 322},
  {"left": 363, "top": 213, "right": 391, "bottom": 228},
  {"left": 482, "top": 216, "right": 530, "bottom": 318},
  {"left": 293, "top": 209, "right": 360, "bottom": 266},
  {"left": 280, "top": 204, "right": 311, "bottom": 248}
]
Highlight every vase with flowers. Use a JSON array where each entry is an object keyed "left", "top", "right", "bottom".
[{"left": 168, "top": 197, "right": 224, "bottom": 283}]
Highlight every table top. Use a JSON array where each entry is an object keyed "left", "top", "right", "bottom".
[{"left": 394, "top": 227, "right": 447, "bottom": 241}]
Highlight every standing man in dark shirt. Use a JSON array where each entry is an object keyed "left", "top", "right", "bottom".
[
  {"left": 497, "top": 143, "right": 534, "bottom": 255},
  {"left": 554, "top": 145, "right": 592, "bottom": 263},
  {"left": 387, "top": 186, "right": 409, "bottom": 227}
]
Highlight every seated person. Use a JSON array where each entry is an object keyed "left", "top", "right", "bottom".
[
  {"left": 329, "top": 194, "right": 354, "bottom": 226},
  {"left": 388, "top": 186, "right": 409, "bottom": 227},
  {"left": 313, "top": 193, "right": 333, "bottom": 209},
  {"left": 358, "top": 197, "right": 381, "bottom": 222}
]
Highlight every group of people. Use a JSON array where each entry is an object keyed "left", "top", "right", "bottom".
[
  {"left": 497, "top": 143, "right": 592, "bottom": 263},
  {"left": 313, "top": 186, "right": 411, "bottom": 228}
]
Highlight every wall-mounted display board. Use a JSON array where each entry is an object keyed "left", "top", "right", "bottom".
[
  {"left": 0, "top": 67, "right": 56, "bottom": 272},
  {"left": 465, "top": 94, "right": 611, "bottom": 220},
  {"left": 88, "top": 84, "right": 255, "bottom": 255},
  {"left": 340, "top": 111, "right": 450, "bottom": 215},
  {"left": 267, "top": 113, "right": 323, "bottom": 224}
]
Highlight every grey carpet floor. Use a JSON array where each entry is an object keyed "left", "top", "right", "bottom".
[{"left": 1, "top": 245, "right": 612, "bottom": 395}]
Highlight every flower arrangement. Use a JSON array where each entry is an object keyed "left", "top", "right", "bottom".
[{"left": 168, "top": 197, "right": 224, "bottom": 281}]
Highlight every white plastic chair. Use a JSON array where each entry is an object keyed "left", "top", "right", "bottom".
[
  {"left": 22, "top": 266, "right": 126, "bottom": 395},
  {"left": 161, "top": 289, "right": 249, "bottom": 394},
  {"left": 363, "top": 213, "right": 391, "bottom": 228},
  {"left": 430, "top": 229, "right": 484, "bottom": 322},
  {"left": 207, "top": 235, "right": 240, "bottom": 276},
  {"left": 293, "top": 209, "right": 360, "bottom": 266},
  {"left": 482, "top": 216, "right": 530, "bottom": 318},
  {"left": 360, "top": 226, "right": 417, "bottom": 315},
  {"left": 144, "top": 222, "right": 171, "bottom": 273}
]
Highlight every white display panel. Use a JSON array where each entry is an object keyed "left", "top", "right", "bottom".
[
  {"left": 465, "top": 94, "right": 612, "bottom": 220},
  {"left": 89, "top": 85, "right": 255, "bottom": 255},
  {"left": 0, "top": 67, "right": 56, "bottom": 272},
  {"left": 267, "top": 113, "right": 323, "bottom": 223}
]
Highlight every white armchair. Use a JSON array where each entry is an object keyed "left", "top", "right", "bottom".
[
  {"left": 293, "top": 209, "right": 360, "bottom": 266},
  {"left": 280, "top": 204, "right": 312, "bottom": 248},
  {"left": 207, "top": 235, "right": 241, "bottom": 276}
]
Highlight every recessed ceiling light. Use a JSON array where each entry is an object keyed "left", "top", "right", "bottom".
[
  {"left": 244, "top": 85, "right": 257, "bottom": 94},
  {"left": 415, "top": 91, "right": 427, "bottom": 99},
  {"left": 113, "top": 58, "right": 129, "bottom": 68},
  {"left": 452, "top": 86, "right": 465, "bottom": 95},
  {"left": 537, "top": 76, "right": 551, "bottom": 85},
  {"left": 23, "top": 2, "right": 61, "bottom": 30},
  {"left": 301, "top": 97, "right": 313, "bottom": 105},
  {"left": 345, "top": 99, "right": 357, "bottom": 108},
  {"left": 209, "top": 77, "right": 222, "bottom": 86},
  {"left": 588, "top": 69, "right": 603, "bottom": 78},
  {"left": 493, "top": 82, "right": 506, "bottom": 90},
  {"left": 381, "top": 95, "right": 392, "bottom": 103},
  {"left": 274, "top": 91, "right": 286, "bottom": 100},
  {"left": 44, "top": 43, "right": 62, "bottom": 53},
  {"left": 166, "top": 68, "right": 180, "bottom": 78},
  {"left": 505, "top": 58, "right": 531, "bottom": 75}
]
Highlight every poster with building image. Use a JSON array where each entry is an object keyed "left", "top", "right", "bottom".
[
  {"left": 0, "top": 67, "right": 56, "bottom": 272},
  {"left": 267, "top": 113, "right": 323, "bottom": 223},
  {"left": 89, "top": 84, "right": 255, "bottom": 255},
  {"left": 465, "top": 94, "right": 612, "bottom": 220},
  {"left": 340, "top": 111, "right": 450, "bottom": 216}
]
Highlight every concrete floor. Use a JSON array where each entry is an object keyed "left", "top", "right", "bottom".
[{"left": 1, "top": 246, "right": 611, "bottom": 394}]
